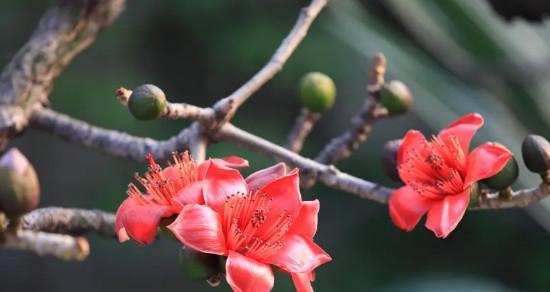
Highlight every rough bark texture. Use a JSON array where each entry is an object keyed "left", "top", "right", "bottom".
[{"left": 0, "top": 0, "right": 126, "bottom": 150}]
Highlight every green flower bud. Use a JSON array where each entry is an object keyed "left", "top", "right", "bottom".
[
  {"left": 128, "top": 84, "right": 167, "bottom": 120},
  {"left": 382, "top": 139, "right": 403, "bottom": 182},
  {"left": 379, "top": 80, "right": 412, "bottom": 116},
  {"left": 299, "top": 72, "right": 336, "bottom": 112},
  {"left": 0, "top": 149, "right": 40, "bottom": 218},
  {"left": 521, "top": 134, "right": 550, "bottom": 173},
  {"left": 482, "top": 156, "right": 519, "bottom": 190},
  {"left": 178, "top": 246, "right": 221, "bottom": 282}
]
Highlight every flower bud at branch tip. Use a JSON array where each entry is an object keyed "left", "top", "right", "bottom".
[
  {"left": 521, "top": 134, "right": 550, "bottom": 184},
  {"left": 379, "top": 80, "right": 412, "bottom": 116},
  {"left": 0, "top": 148, "right": 40, "bottom": 219},
  {"left": 299, "top": 72, "right": 336, "bottom": 112},
  {"left": 128, "top": 84, "right": 167, "bottom": 120}
]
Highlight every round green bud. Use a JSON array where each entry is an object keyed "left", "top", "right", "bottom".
[
  {"left": 382, "top": 139, "right": 403, "bottom": 182},
  {"left": 482, "top": 156, "right": 519, "bottom": 190},
  {"left": 379, "top": 80, "right": 412, "bottom": 116},
  {"left": 299, "top": 72, "right": 336, "bottom": 112},
  {"left": 521, "top": 134, "right": 550, "bottom": 173},
  {"left": 128, "top": 84, "right": 167, "bottom": 120},
  {"left": 178, "top": 247, "right": 221, "bottom": 281},
  {"left": 0, "top": 149, "right": 40, "bottom": 218}
]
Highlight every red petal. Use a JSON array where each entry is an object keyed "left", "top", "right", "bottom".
[
  {"left": 291, "top": 272, "right": 314, "bottom": 292},
  {"left": 212, "top": 156, "right": 249, "bottom": 168},
  {"left": 245, "top": 163, "right": 287, "bottom": 192},
  {"left": 464, "top": 143, "right": 512, "bottom": 186},
  {"left": 167, "top": 204, "right": 227, "bottom": 255},
  {"left": 226, "top": 251, "right": 274, "bottom": 292},
  {"left": 438, "top": 113, "right": 484, "bottom": 154},
  {"left": 197, "top": 156, "right": 249, "bottom": 178},
  {"left": 115, "top": 197, "right": 172, "bottom": 245},
  {"left": 256, "top": 169, "right": 302, "bottom": 238},
  {"left": 267, "top": 234, "right": 331, "bottom": 273},
  {"left": 397, "top": 130, "right": 426, "bottom": 165},
  {"left": 171, "top": 181, "right": 204, "bottom": 207},
  {"left": 202, "top": 161, "right": 248, "bottom": 214},
  {"left": 389, "top": 186, "right": 434, "bottom": 232},
  {"left": 425, "top": 189, "right": 470, "bottom": 238},
  {"left": 288, "top": 200, "right": 320, "bottom": 239}
]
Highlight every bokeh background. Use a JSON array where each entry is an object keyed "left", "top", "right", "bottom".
[{"left": 1, "top": 0, "right": 550, "bottom": 291}]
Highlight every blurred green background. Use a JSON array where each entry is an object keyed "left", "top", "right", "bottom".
[{"left": 1, "top": 0, "right": 550, "bottom": 291}]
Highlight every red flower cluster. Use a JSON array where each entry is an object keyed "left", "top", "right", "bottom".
[
  {"left": 115, "top": 152, "right": 248, "bottom": 245},
  {"left": 116, "top": 153, "right": 331, "bottom": 291},
  {"left": 389, "top": 113, "right": 512, "bottom": 238}
]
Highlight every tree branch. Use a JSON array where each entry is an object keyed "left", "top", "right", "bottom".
[
  {"left": 22, "top": 207, "right": 116, "bottom": 238},
  {"left": 285, "top": 109, "right": 322, "bottom": 153},
  {"left": 212, "top": 123, "right": 393, "bottom": 203},
  {"left": 31, "top": 108, "right": 192, "bottom": 162},
  {"left": 2, "top": 230, "right": 90, "bottom": 261},
  {"left": 0, "top": 0, "right": 126, "bottom": 149}
]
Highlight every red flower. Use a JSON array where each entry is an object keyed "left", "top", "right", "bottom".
[
  {"left": 389, "top": 113, "right": 512, "bottom": 238},
  {"left": 167, "top": 162, "right": 331, "bottom": 292},
  {"left": 115, "top": 152, "right": 248, "bottom": 245}
]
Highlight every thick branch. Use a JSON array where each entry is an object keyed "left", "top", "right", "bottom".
[
  {"left": 285, "top": 109, "right": 321, "bottom": 153},
  {"left": 0, "top": 0, "right": 126, "bottom": 149},
  {"left": 31, "top": 108, "right": 192, "bottom": 162},
  {"left": 208, "top": 0, "right": 329, "bottom": 127},
  {"left": 22, "top": 207, "right": 116, "bottom": 238},
  {"left": 2, "top": 230, "right": 89, "bottom": 261}
]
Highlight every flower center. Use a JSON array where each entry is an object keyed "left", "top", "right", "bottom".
[
  {"left": 127, "top": 152, "right": 198, "bottom": 208},
  {"left": 398, "top": 135, "right": 467, "bottom": 198},
  {"left": 223, "top": 191, "right": 292, "bottom": 259}
]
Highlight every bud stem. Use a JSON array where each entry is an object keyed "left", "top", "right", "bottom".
[
  {"left": 499, "top": 186, "right": 514, "bottom": 200},
  {"left": 540, "top": 171, "right": 550, "bottom": 185},
  {"left": 7, "top": 216, "right": 22, "bottom": 233}
]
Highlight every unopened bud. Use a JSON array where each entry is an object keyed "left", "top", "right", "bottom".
[
  {"left": 482, "top": 156, "right": 519, "bottom": 190},
  {"left": 522, "top": 134, "right": 550, "bottom": 174},
  {"left": 0, "top": 149, "right": 40, "bottom": 218},
  {"left": 128, "top": 84, "right": 167, "bottom": 120},
  {"left": 178, "top": 246, "right": 222, "bottom": 282},
  {"left": 299, "top": 72, "right": 336, "bottom": 112},
  {"left": 379, "top": 80, "right": 412, "bottom": 116},
  {"left": 382, "top": 139, "right": 403, "bottom": 182}
]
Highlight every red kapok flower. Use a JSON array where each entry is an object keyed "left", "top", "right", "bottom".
[
  {"left": 389, "top": 113, "right": 512, "bottom": 238},
  {"left": 115, "top": 152, "right": 248, "bottom": 245},
  {"left": 167, "top": 162, "right": 331, "bottom": 292}
]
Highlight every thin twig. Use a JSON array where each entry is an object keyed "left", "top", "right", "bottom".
[
  {"left": 314, "top": 53, "right": 388, "bottom": 166},
  {"left": 285, "top": 109, "right": 322, "bottom": 153},
  {"left": 22, "top": 207, "right": 116, "bottom": 238},
  {"left": 208, "top": 0, "right": 329, "bottom": 127},
  {"left": 2, "top": 230, "right": 90, "bottom": 261}
]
